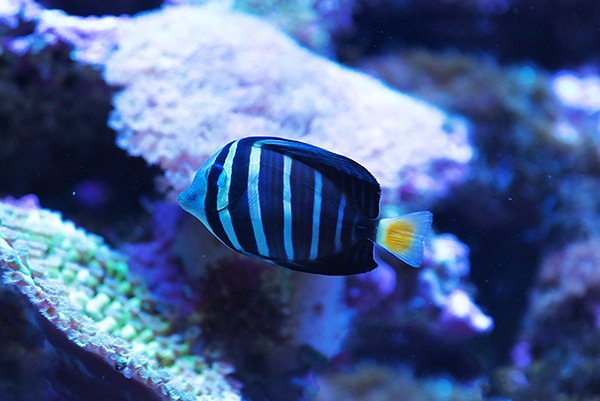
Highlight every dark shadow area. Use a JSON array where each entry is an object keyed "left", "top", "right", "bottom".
[
  {"left": 340, "top": 0, "right": 600, "bottom": 69},
  {"left": 34, "top": 0, "right": 163, "bottom": 16},
  {"left": 0, "top": 43, "right": 160, "bottom": 242}
]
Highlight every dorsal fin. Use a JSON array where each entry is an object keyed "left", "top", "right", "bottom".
[
  {"left": 254, "top": 137, "right": 381, "bottom": 218},
  {"left": 271, "top": 240, "right": 377, "bottom": 275}
]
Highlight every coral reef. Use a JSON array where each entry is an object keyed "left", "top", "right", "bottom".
[
  {"left": 359, "top": 50, "right": 600, "bottom": 365},
  {"left": 497, "top": 238, "right": 600, "bottom": 400},
  {"left": 348, "top": 233, "right": 492, "bottom": 340},
  {"left": 1, "top": 2, "right": 542, "bottom": 400},
  {"left": 124, "top": 202, "right": 197, "bottom": 320},
  {"left": 552, "top": 70, "right": 600, "bottom": 113},
  {"left": 160, "top": 0, "right": 356, "bottom": 53},
  {"left": 3, "top": 3, "right": 471, "bottom": 205},
  {"left": 100, "top": 5, "right": 472, "bottom": 205},
  {"left": 121, "top": 201, "right": 490, "bottom": 399},
  {"left": 2, "top": 2, "right": 472, "bottom": 209},
  {"left": 120, "top": 202, "right": 354, "bottom": 399},
  {"left": 315, "top": 363, "right": 487, "bottom": 401},
  {"left": 195, "top": 256, "right": 292, "bottom": 351},
  {"left": 0, "top": 198, "right": 241, "bottom": 401},
  {"left": 216, "top": 0, "right": 356, "bottom": 54}
]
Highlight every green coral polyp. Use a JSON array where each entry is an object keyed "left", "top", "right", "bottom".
[{"left": 0, "top": 200, "right": 240, "bottom": 401}]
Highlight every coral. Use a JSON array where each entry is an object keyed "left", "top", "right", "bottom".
[
  {"left": 126, "top": 202, "right": 352, "bottom": 360},
  {"left": 422, "top": 234, "right": 493, "bottom": 338},
  {"left": 226, "top": 0, "right": 356, "bottom": 53},
  {"left": 359, "top": 50, "right": 600, "bottom": 362},
  {"left": 0, "top": 19, "right": 158, "bottom": 233},
  {"left": 496, "top": 238, "right": 600, "bottom": 400},
  {"left": 1, "top": 3, "right": 472, "bottom": 208},
  {"left": 347, "top": 233, "right": 493, "bottom": 340},
  {"left": 31, "top": 4, "right": 468, "bottom": 207},
  {"left": 164, "top": 0, "right": 356, "bottom": 54},
  {"left": 0, "top": 198, "right": 241, "bottom": 401},
  {"left": 198, "top": 256, "right": 351, "bottom": 362},
  {"left": 359, "top": 51, "right": 600, "bottom": 231},
  {"left": 196, "top": 256, "right": 292, "bottom": 351},
  {"left": 552, "top": 70, "right": 600, "bottom": 113},
  {"left": 359, "top": 51, "right": 563, "bottom": 223},
  {"left": 1, "top": 2, "right": 474, "bottom": 209},
  {"left": 339, "top": 234, "right": 491, "bottom": 389},
  {"left": 0, "top": 0, "right": 40, "bottom": 31},
  {"left": 315, "top": 363, "right": 487, "bottom": 401},
  {"left": 124, "top": 202, "right": 197, "bottom": 320},
  {"left": 0, "top": 40, "right": 113, "bottom": 190},
  {"left": 288, "top": 273, "right": 352, "bottom": 359},
  {"left": 119, "top": 202, "right": 354, "bottom": 399},
  {"left": 360, "top": 50, "right": 600, "bottom": 243}
]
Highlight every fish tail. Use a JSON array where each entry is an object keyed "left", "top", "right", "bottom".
[{"left": 376, "top": 211, "right": 433, "bottom": 268}]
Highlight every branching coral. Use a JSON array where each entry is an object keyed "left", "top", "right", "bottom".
[{"left": 0, "top": 198, "right": 241, "bottom": 401}]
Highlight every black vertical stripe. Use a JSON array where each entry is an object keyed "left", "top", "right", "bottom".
[
  {"left": 258, "top": 148, "right": 286, "bottom": 259},
  {"left": 229, "top": 138, "right": 258, "bottom": 255},
  {"left": 290, "top": 159, "right": 314, "bottom": 260},
  {"left": 205, "top": 142, "right": 234, "bottom": 249}
]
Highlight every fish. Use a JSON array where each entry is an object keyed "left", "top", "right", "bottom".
[{"left": 177, "top": 136, "right": 432, "bottom": 275}]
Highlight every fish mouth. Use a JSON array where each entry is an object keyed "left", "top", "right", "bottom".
[{"left": 177, "top": 189, "right": 198, "bottom": 213}]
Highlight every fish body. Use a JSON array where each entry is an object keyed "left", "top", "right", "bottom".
[{"left": 178, "top": 136, "right": 432, "bottom": 275}]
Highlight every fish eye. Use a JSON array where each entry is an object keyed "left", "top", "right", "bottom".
[{"left": 209, "top": 164, "right": 227, "bottom": 187}]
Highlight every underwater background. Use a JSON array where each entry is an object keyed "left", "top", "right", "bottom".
[{"left": 1, "top": 0, "right": 600, "bottom": 400}]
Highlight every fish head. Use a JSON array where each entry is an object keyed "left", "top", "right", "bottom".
[{"left": 177, "top": 155, "right": 230, "bottom": 224}]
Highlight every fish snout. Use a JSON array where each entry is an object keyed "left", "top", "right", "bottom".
[{"left": 177, "top": 188, "right": 201, "bottom": 213}]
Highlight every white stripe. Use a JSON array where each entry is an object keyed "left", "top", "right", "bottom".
[
  {"left": 334, "top": 196, "right": 346, "bottom": 252},
  {"left": 218, "top": 141, "right": 242, "bottom": 251},
  {"left": 309, "top": 171, "right": 323, "bottom": 260},
  {"left": 282, "top": 155, "right": 294, "bottom": 260},
  {"left": 248, "top": 145, "right": 270, "bottom": 256}
]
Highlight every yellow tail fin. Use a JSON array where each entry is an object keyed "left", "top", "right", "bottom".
[{"left": 376, "top": 211, "right": 433, "bottom": 267}]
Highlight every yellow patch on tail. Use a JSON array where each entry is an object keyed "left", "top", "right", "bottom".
[
  {"left": 384, "top": 220, "right": 415, "bottom": 254},
  {"left": 376, "top": 211, "right": 433, "bottom": 268}
]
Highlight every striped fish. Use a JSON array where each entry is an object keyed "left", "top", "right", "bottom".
[{"left": 178, "top": 137, "right": 432, "bottom": 275}]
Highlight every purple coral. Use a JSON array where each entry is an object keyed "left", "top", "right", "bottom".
[
  {"left": 348, "top": 233, "right": 492, "bottom": 340},
  {"left": 102, "top": 5, "right": 471, "bottom": 203},
  {"left": 5, "top": 3, "right": 469, "bottom": 205}
]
